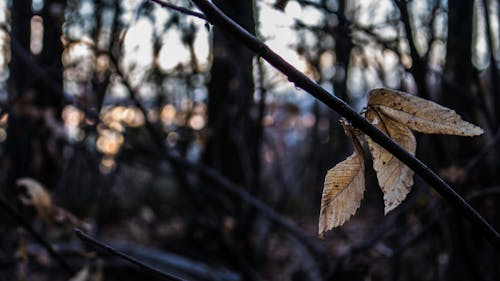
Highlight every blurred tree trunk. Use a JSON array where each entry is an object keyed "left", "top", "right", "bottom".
[
  {"left": 5, "top": 0, "right": 32, "bottom": 195},
  {"left": 204, "top": 1, "right": 257, "bottom": 187},
  {"left": 396, "top": 0, "right": 429, "bottom": 99},
  {"left": 333, "top": 0, "right": 352, "bottom": 102},
  {"left": 37, "top": 0, "right": 65, "bottom": 113},
  {"left": 441, "top": 2, "right": 494, "bottom": 280},
  {"left": 440, "top": 0, "right": 477, "bottom": 166},
  {"left": 202, "top": 0, "right": 259, "bottom": 267},
  {"left": 6, "top": 0, "right": 65, "bottom": 195},
  {"left": 308, "top": 0, "right": 352, "bottom": 202},
  {"left": 442, "top": 0, "right": 475, "bottom": 119}
]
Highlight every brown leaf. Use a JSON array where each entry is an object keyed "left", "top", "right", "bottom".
[
  {"left": 368, "top": 88, "right": 484, "bottom": 136},
  {"left": 319, "top": 128, "right": 365, "bottom": 238},
  {"left": 17, "top": 177, "right": 89, "bottom": 229},
  {"left": 365, "top": 107, "right": 416, "bottom": 214},
  {"left": 17, "top": 178, "right": 54, "bottom": 224}
]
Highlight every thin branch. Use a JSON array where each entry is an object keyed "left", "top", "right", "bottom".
[
  {"left": 167, "top": 0, "right": 500, "bottom": 249},
  {"left": 0, "top": 196, "right": 75, "bottom": 275},
  {"left": 74, "top": 229, "right": 187, "bottom": 281},
  {"left": 150, "top": 0, "right": 206, "bottom": 20}
]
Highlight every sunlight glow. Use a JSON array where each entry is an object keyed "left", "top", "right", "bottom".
[
  {"left": 30, "top": 16, "right": 44, "bottom": 55},
  {"left": 158, "top": 28, "right": 191, "bottom": 71},
  {"left": 122, "top": 18, "right": 154, "bottom": 85}
]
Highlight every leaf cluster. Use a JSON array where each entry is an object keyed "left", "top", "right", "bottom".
[{"left": 319, "top": 88, "right": 484, "bottom": 237}]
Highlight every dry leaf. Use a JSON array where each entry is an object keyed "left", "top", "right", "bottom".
[
  {"left": 318, "top": 124, "right": 365, "bottom": 238},
  {"left": 17, "top": 177, "right": 89, "bottom": 229},
  {"left": 17, "top": 178, "right": 54, "bottom": 224},
  {"left": 368, "top": 88, "right": 484, "bottom": 136},
  {"left": 365, "top": 107, "right": 416, "bottom": 214},
  {"left": 318, "top": 88, "right": 484, "bottom": 234},
  {"left": 365, "top": 88, "right": 483, "bottom": 214},
  {"left": 69, "top": 265, "right": 90, "bottom": 281}
]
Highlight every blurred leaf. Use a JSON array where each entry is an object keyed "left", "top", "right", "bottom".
[
  {"left": 68, "top": 265, "right": 90, "bottom": 281},
  {"left": 17, "top": 177, "right": 90, "bottom": 230},
  {"left": 17, "top": 178, "right": 54, "bottom": 224},
  {"left": 439, "top": 166, "right": 467, "bottom": 184},
  {"left": 319, "top": 123, "right": 365, "bottom": 237}
]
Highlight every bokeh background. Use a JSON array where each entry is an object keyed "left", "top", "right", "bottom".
[{"left": 0, "top": 0, "right": 499, "bottom": 280}]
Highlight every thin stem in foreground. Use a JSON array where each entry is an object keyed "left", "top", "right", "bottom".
[
  {"left": 167, "top": 0, "right": 500, "bottom": 249},
  {"left": 74, "top": 229, "right": 186, "bottom": 281}
]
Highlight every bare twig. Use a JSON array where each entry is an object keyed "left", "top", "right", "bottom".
[
  {"left": 158, "top": 0, "right": 500, "bottom": 249},
  {"left": 150, "top": 0, "right": 206, "bottom": 20},
  {"left": 74, "top": 229, "right": 187, "bottom": 281},
  {"left": 0, "top": 196, "right": 75, "bottom": 275}
]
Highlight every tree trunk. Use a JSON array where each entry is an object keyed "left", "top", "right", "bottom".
[
  {"left": 204, "top": 1, "right": 257, "bottom": 187},
  {"left": 202, "top": 0, "right": 260, "bottom": 270},
  {"left": 441, "top": 2, "right": 495, "bottom": 280},
  {"left": 442, "top": 0, "right": 475, "bottom": 117},
  {"left": 6, "top": 0, "right": 65, "bottom": 195},
  {"left": 439, "top": 0, "right": 478, "bottom": 166}
]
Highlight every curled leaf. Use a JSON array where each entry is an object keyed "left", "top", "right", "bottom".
[
  {"left": 319, "top": 126, "right": 365, "bottom": 238},
  {"left": 17, "top": 177, "right": 89, "bottom": 230},
  {"left": 365, "top": 108, "right": 416, "bottom": 214},
  {"left": 368, "top": 88, "right": 484, "bottom": 136},
  {"left": 17, "top": 178, "right": 54, "bottom": 224}
]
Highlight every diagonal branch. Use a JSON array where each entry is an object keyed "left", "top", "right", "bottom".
[
  {"left": 75, "top": 229, "right": 186, "bottom": 281},
  {"left": 163, "top": 0, "right": 500, "bottom": 249}
]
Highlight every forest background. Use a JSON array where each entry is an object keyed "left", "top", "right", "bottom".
[{"left": 0, "top": 0, "right": 499, "bottom": 280}]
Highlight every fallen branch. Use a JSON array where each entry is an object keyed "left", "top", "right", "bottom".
[
  {"left": 74, "top": 229, "right": 187, "bottom": 281},
  {"left": 153, "top": 0, "right": 500, "bottom": 249},
  {"left": 107, "top": 241, "right": 242, "bottom": 281}
]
